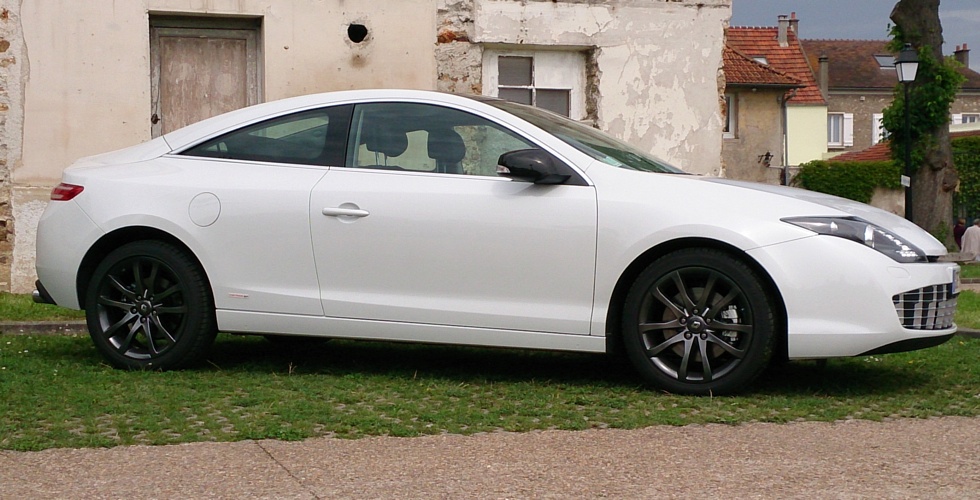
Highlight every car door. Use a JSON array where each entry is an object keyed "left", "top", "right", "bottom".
[
  {"left": 310, "top": 102, "right": 598, "bottom": 334},
  {"left": 175, "top": 105, "right": 352, "bottom": 316}
]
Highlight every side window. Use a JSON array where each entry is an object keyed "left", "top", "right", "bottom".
[
  {"left": 347, "top": 103, "right": 537, "bottom": 177},
  {"left": 181, "top": 105, "right": 352, "bottom": 166}
]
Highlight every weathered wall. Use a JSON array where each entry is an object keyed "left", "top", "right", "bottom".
[
  {"left": 17, "top": 0, "right": 438, "bottom": 185},
  {"left": 436, "top": 0, "right": 483, "bottom": 95},
  {"left": 5, "top": 0, "right": 730, "bottom": 293},
  {"left": 472, "top": 0, "right": 729, "bottom": 175},
  {"left": 7, "top": 0, "right": 438, "bottom": 292},
  {"left": 871, "top": 187, "right": 904, "bottom": 216},
  {"left": 0, "top": 1, "right": 26, "bottom": 291},
  {"left": 786, "top": 105, "right": 827, "bottom": 166},
  {"left": 722, "top": 89, "right": 785, "bottom": 184}
]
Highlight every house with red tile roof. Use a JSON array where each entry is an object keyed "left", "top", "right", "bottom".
[
  {"left": 726, "top": 13, "right": 828, "bottom": 172},
  {"left": 801, "top": 39, "right": 980, "bottom": 156},
  {"left": 830, "top": 128, "right": 980, "bottom": 163},
  {"left": 721, "top": 45, "right": 804, "bottom": 183}
]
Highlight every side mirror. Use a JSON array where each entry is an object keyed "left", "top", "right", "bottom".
[{"left": 496, "top": 149, "right": 572, "bottom": 185}]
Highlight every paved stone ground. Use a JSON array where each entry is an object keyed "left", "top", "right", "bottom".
[
  {"left": 1, "top": 417, "right": 978, "bottom": 499},
  {"left": 2, "top": 317, "right": 977, "bottom": 498}
]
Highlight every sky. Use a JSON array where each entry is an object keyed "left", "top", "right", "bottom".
[{"left": 730, "top": 0, "right": 980, "bottom": 72}]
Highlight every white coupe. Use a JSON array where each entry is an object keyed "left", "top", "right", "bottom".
[{"left": 34, "top": 89, "right": 959, "bottom": 394}]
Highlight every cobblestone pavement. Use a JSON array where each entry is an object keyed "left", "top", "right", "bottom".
[{"left": 1, "top": 417, "right": 978, "bottom": 499}]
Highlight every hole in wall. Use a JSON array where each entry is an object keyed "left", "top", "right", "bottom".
[{"left": 348, "top": 24, "right": 368, "bottom": 43}]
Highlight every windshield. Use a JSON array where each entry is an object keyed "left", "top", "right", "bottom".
[{"left": 485, "top": 99, "right": 687, "bottom": 174}]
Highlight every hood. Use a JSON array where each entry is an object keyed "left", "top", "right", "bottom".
[{"left": 703, "top": 178, "right": 947, "bottom": 256}]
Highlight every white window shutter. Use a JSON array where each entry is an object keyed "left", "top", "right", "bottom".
[
  {"left": 843, "top": 113, "right": 854, "bottom": 147},
  {"left": 953, "top": 114, "right": 963, "bottom": 125},
  {"left": 872, "top": 113, "right": 884, "bottom": 145}
]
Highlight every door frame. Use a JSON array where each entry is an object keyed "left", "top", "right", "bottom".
[{"left": 149, "top": 15, "right": 263, "bottom": 137}]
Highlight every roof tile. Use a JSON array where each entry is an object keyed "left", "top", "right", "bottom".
[
  {"left": 801, "top": 39, "right": 980, "bottom": 91},
  {"left": 727, "top": 26, "right": 826, "bottom": 105},
  {"left": 724, "top": 46, "right": 803, "bottom": 87},
  {"left": 829, "top": 129, "right": 980, "bottom": 162}
]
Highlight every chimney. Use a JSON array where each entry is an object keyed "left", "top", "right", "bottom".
[
  {"left": 819, "top": 54, "right": 829, "bottom": 99},
  {"left": 789, "top": 12, "right": 800, "bottom": 37},
  {"left": 955, "top": 43, "right": 970, "bottom": 68},
  {"left": 777, "top": 15, "right": 789, "bottom": 47}
]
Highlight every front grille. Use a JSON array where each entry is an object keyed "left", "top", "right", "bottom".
[{"left": 893, "top": 284, "right": 957, "bottom": 330}]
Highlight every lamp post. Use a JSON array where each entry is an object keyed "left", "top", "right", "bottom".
[{"left": 895, "top": 43, "right": 919, "bottom": 221}]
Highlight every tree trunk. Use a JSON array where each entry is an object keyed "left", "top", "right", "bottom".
[{"left": 891, "top": 0, "right": 958, "bottom": 241}]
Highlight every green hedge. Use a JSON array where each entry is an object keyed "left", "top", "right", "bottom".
[{"left": 794, "top": 160, "right": 902, "bottom": 203}]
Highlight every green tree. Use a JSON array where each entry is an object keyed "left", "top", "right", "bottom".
[{"left": 881, "top": 0, "right": 964, "bottom": 241}]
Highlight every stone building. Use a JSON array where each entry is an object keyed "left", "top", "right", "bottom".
[
  {"left": 0, "top": 0, "right": 731, "bottom": 293},
  {"left": 721, "top": 45, "right": 803, "bottom": 184},
  {"left": 801, "top": 40, "right": 980, "bottom": 156}
]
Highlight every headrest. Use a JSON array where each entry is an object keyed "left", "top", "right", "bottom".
[
  {"left": 427, "top": 129, "right": 466, "bottom": 164},
  {"left": 364, "top": 122, "right": 408, "bottom": 158}
]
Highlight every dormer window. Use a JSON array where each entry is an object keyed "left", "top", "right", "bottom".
[{"left": 874, "top": 55, "right": 896, "bottom": 69}]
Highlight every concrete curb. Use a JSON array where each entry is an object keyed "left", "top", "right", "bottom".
[{"left": 0, "top": 320, "right": 87, "bottom": 335}]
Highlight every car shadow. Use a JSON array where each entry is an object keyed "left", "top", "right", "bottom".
[{"left": 203, "top": 334, "right": 935, "bottom": 397}]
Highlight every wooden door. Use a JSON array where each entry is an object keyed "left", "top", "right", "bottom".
[{"left": 150, "top": 22, "right": 260, "bottom": 137}]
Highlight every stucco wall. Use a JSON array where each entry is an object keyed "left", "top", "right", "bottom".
[
  {"left": 6, "top": 0, "right": 438, "bottom": 292},
  {"left": 17, "top": 0, "right": 438, "bottom": 185},
  {"left": 722, "top": 89, "right": 786, "bottom": 184},
  {"left": 473, "top": 0, "right": 729, "bottom": 175},
  {"left": 786, "top": 105, "right": 827, "bottom": 166}
]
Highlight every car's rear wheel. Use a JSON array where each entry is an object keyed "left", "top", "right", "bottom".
[
  {"left": 85, "top": 241, "right": 216, "bottom": 370},
  {"left": 622, "top": 248, "right": 775, "bottom": 395}
]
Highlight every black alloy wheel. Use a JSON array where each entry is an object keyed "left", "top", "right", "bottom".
[
  {"left": 85, "top": 241, "right": 216, "bottom": 370},
  {"left": 622, "top": 248, "right": 775, "bottom": 395}
]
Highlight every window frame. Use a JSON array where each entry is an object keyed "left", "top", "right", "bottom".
[
  {"left": 483, "top": 50, "right": 587, "bottom": 120},
  {"left": 827, "top": 112, "right": 853, "bottom": 148},
  {"left": 723, "top": 94, "right": 737, "bottom": 139}
]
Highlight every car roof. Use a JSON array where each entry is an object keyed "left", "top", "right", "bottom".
[{"left": 162, "top": 89, "right": 490, "bottom": 151}]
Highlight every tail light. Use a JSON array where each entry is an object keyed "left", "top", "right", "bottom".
[{"left": 51, "top": 183, "right": 84, "bottom": 201}]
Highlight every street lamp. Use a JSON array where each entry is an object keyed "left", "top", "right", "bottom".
[{"left": 895, "top": 43, "right": 919, "bottom": 221}]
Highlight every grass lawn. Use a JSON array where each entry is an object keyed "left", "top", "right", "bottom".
[
  {"left": 961, "top": 262, "right": 980, "bottom": 280},
  {"left": 0, "top": 292, "right": 85, "bottom": 322},
  {"left": 1, "top": 292, "right": 979, "bottom": 451}
]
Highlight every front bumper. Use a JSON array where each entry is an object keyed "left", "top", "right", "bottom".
[{"left": 747, "top": 235, "right": 958, "bottom": 359}]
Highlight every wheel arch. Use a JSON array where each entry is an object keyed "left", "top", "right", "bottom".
[
  {"left": 604, "top": 237, "right": 789, "bottom": 361},
  {"left": 75, "top": 226, "right": 210, "bottom": 309}
]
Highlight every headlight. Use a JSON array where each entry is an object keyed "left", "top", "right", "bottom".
[{"left": 782, "top": 216, "right": 927, "bottom": 263}]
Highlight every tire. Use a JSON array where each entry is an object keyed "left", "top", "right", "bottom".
[
  {"left": 85, "top": 240, "right": 217, "bottom": 370},
  {"left": 622, "top": 248, "right": 775, "bottom": 395}
]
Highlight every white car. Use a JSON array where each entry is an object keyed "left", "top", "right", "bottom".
[{"left": 34, "top": 89, "right": 959, "bottom": 395}]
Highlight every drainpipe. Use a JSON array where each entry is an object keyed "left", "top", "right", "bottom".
[{"left": 780, "top": 88, "right": 799, "bottom": 185}]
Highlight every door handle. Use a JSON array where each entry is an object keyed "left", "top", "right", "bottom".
[{"left": 322, "top": 207, "right": 370, "bottom": 218}]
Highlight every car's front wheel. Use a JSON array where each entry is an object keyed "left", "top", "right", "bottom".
[
  {"left": 622, "top": 248, "right": 776, "bottom": 395},
  {"left": 85, "top": 240, "right": 216, "bottom": 370}
]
